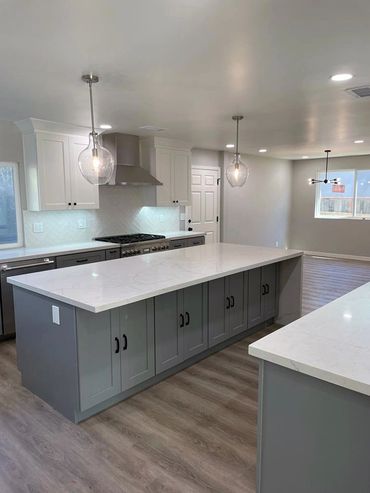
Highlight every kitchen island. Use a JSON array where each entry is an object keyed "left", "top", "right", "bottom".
[
  {"left": 249, "top": 283, "right": 370, "bottom": 493},
  {"left": 9, "top": 243, "right": 302, "bottom": 422}
]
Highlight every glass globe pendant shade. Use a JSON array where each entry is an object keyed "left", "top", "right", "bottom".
[
  {"left": 78, "top": 132, "right": 115, "bottom": 186},
  {"left": 226, "top": 154, "right": 249, "bottom": 187}
]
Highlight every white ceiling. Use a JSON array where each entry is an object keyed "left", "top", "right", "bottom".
[{"left": 2, "top": 0, "right": 370, "bottom": 160}]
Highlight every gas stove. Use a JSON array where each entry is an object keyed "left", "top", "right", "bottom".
[{"left": 95, "top": 233, "right": 170, "bottom": 258}]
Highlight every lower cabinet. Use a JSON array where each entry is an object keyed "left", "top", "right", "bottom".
[
  {"left": 155, "top": 284, "right": 207, "bottom": 374},
  {"left": 77, "top": 310, "right": 121, "bottom": 412},
  {"left": 208, "top": 272, "right": 248, "bottom": 348},
  {"left": 120, "top": 299, "right": 155, "bottom": 390},
  {"left": 77, "top": 299, "right": 155, "bottom": 412},
  {"left": 247, "top": 264, "right": 277, "bottom": 328}
]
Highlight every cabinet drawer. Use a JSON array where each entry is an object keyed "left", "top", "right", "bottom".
[
  {"left": 56, "top": 250, "right": 106, "bottom": 268},
  {"left": 186, "top": 236, "right": 205, "bottom": 247},
  {"left": 105, "top": 248, "right": 121, "bottom": 260},
  {"left": 169, "top": 239, "right": 187, "bottom": 250}
]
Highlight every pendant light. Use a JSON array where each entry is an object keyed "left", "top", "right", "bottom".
[
  {"left": 226, "top": 115, "right": 249, "bottom": 187},
  {"left": 78, "top": 74, "right": 115, "bottom": 185},
  {"left": 308, "top": 150, "right": 338, "bottom": 185}
]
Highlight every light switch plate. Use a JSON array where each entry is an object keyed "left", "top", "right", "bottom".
[
  {"left": 78, "top": 217, "right": 87, "bottom": 229},
  {"left": 52, "top": 305, "right": 60, "bottom": 325},
  {"left": 33, "top": 222, "right": 44, "bottom": 233}
]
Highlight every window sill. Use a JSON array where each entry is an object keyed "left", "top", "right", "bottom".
[{"left": 315, "top": 215, "right": 370, "bottom": 221}]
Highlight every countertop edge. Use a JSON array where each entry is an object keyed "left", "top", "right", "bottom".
[{"left": 9, "top": 250, "right": 303, "bottom": 312}]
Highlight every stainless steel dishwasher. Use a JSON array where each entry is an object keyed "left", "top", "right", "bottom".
[{"left": 0, "top": 257, "right": 55, "bottom": 337}]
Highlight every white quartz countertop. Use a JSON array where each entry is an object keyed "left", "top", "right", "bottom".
[
  {"left": 0, "top": 241, "right": 119, "bottom": 263},
  {"left": 162, "top": 231, "right": 205, "bottom": 240},
  {"left": 8, "top": 243, "right": 301, "bottom": 313},
  {"left": 0, "top": 232, "right": 204, "bottom": 263},
  {"left": 249, "top": 283, "right": 370, "bottom": 397}
]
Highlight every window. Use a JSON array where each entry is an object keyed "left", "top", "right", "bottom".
[
  {"left": 0, "top": 163, "right": 23, "bottom": 248},
  {"left": 315, "top": 169, "right": 370, "bottom": 219}
]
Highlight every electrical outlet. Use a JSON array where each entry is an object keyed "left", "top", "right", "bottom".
[
  {"left": 78, "top": 217, "right": 87, "bottom": 229},
  {"left": 52, "top": 305, "right": 60, "bottom": 325},
  {"left": 33, "top": 222, "right": 44, "bottom": 233},
  {"left": 275, "top": 241, "right": 279, "bottom": 248}
]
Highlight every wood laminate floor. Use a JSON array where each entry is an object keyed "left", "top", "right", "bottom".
[{"left": 0, "top": 255, "right": 369, "bottom": 493}]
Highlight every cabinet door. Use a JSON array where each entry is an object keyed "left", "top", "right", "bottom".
[
  {"left": 155, "top": 291, "right": 183, "bottom": 374},
  {"left": 183, "top": 284, "right": 207, "bottom": 359},
  {"left": 69, "top": 135, "right": 99, "bottom": 209},
  {"left": 248, "top": 268, "right": 263, "bottom": 328},
  {"left": 227, "top": 273, "right": 246, "bottom": 336},
  {"left": 262, "top": 264, "right": 277, "bottom": 320},
  {"left": 77, "top": 310, "right": 121, "bottom": 412},
  {"left": 208, "top": 277, "right": 228, "bottom": 347},
  {"left": 172, "top": 150, "right": 191, "bottom": 205},
  {"left": 120, "top": 299, "right": 155, "bottom": 390},
  {"left": 155, "top": 148, "right": 173, "bottom": 206},
  {"left": 36, "top": 132, "right": 71, "bottom": 210}
]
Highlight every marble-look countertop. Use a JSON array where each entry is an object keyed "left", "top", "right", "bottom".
[
  {"left": 162, "top": 231, "right": 205, "bottom": 240},
  {"left": 0, "top": 241, "right": 118, "bottom": 263},
  {"left": 0, "top": 232, "right": 204, "bottom": 264},
  {"left": 8, "top": 243, "right": 302, "bottom": 313},
  {"left": 249, "top": 283, "right": 370, "bottom": 396}
]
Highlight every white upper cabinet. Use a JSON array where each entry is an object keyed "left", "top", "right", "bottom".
[
  {"left": 16, "top": 119, "right": 99, "bottom": 211},
  {"left": 140, "top": 137, "right": 191, "bottom": 206}
]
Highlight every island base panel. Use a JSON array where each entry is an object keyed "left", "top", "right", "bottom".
[
  {"left": 257, "top": 361, "right": 370, "bottom": 493},
  {"left": 275, "top": 256, "right": 302, "bottom": 325}
]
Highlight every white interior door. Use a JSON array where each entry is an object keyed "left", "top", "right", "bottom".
[{"left": 189, "top": 167, "right": 220, "bottom": 243}]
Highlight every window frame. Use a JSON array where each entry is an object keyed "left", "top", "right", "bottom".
[
  {"left": 314, "top": 168, "right": 370, "bottom": 220},
  {"left": 0, "top": 162, "right": 24, "bottom": 249}
]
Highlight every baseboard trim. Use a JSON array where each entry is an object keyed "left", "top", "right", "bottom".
[{"left": 304, "top": 250, "right": 370, "bottom": 262}]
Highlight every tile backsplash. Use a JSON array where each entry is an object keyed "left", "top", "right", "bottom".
[{"left": 23, "top": 187, "right": 181, "bottom": 247}]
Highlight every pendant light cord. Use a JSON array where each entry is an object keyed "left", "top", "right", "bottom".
[
  {"left": 324, "top": 150, "right": 330, "bottom": 181},
  {"left": 236, "top": 118, "right": 239, "bottom": 156},
  {"left": 88, "top": 77, "right": 97, "bottom": 149}
]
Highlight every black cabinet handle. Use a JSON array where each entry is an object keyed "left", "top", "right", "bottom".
[
  {"left": 226, "top": 296, "right": 230, "bottom": 309},
  {"left": 114, "top": 337, "right": 120, "bottom": 354},
  {"left": 262, "top": 284, "right": 266, "bottom": 296},
  {"left": 230, "top": 295, "right": 235, "bottom": 308},
  {"left": 185, "top": 311, "right": 190, "bottom": 326},
  {"left": 266, "top": 283, "right": 270, "bottom": 294},
  {"left": 76, "top": 258, "right": 88, "bottom": 264},
  {"left": 179, "top": 313, "right": 185, "bottom": 327},
  {"left": 122, "top": 334, "right": 128, "bottom": 351}
]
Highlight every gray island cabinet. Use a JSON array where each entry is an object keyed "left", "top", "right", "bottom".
[
  {"left": 249, "top": 282, "right": 370, "bottom": 493},
  {"left": 9, "top": 243, "right": 302, "bottom": 422}
]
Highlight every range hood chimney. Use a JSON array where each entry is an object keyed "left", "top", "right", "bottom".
[{"left": 101, "top": 133, "right": 162, "bottom": 186}]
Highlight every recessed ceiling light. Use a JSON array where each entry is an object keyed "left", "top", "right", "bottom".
[
  {"left": 100, "top": 124, "right": 112, "bottom": 129},
  {"left": 258, "top": 149, "right": 267, "bottom": 153},
  {"left": 225, "top": 144, "right": 235, "bottom": 148},
  {"left": 330, "top": 73, "right": 353, "bottom": 82},
  {"left": 302, "top": 155, "right": 309, "bottom": 159},
  {"left": 354, "top": 139, "right": 364, "bottom": 144}
]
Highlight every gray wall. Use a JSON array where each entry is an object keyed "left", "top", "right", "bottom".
[
  {"left": 289, "top": 154, "right": 370, "bottom": 257},
  {"left": 222, "top": 152, "right": 292, "bottom": 248}
]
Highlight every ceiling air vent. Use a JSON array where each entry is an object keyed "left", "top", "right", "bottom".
[{"left": 346, "top": 86, "right": 370, "bottom": 98}]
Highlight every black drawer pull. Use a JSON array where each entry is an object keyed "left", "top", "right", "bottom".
[
  {"left": 262, "top": 284, "right": 266, "bottom": 296},
  {"left": 76, "top": 258, "right": 88, "bottom": 264},
  {"left": 266, "top": 283, "right": 270, "bottom": 294},
  {"left": 226, "top": 296, "right": 230, "bottom": 309},
  {"left": 185, "top": 311, "right": 190, "bottom": 326},
  {"left": 179, "top": 313, "right": 185, "bottom": 327},
  {"left": 230, "top": 295, "right": 235, "bottom": 308},
  {"left": 122, "top": 334, "right": 128, "bottom": 351},
  {"left": 114, "top": 337, "right": 120, "bottom": 354}
]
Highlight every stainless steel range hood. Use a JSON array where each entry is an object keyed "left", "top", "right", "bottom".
[{"left": 101, "top": 133, "right": 162, "bottom": 186}]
